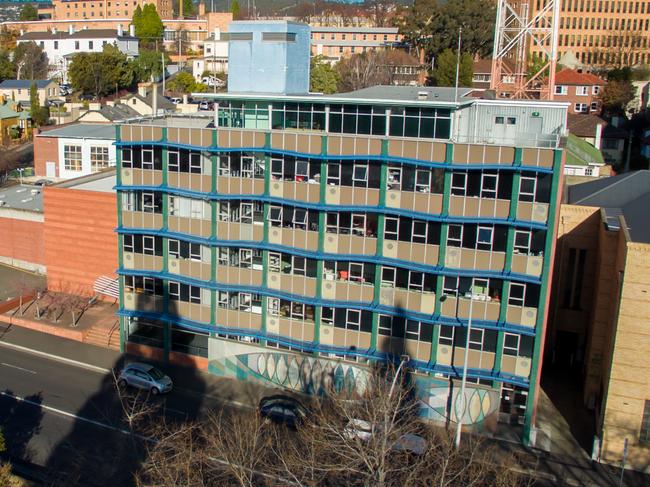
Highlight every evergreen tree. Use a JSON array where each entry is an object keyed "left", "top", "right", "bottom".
[
  {"left": 30, "top": 82, "right": 49, "bottom": 126},
  {"left": 19, "top": 4, "right": 38, "bottom": 21},
  {"left": 310, "top": 55, "right": 339, "bottom": 94},
  {"left": 133, "top": 4, "right": 163, "bottom": 49},
  {"left": 231, "top": 0, "right": 241, "bottom": 20},
  {"left": 429, "top": 48, "right": 473, "bottom": 87}
]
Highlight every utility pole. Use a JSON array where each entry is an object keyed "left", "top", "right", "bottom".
[
  {"left": 162, "top": 51, "right": 166, "bottom": 94},
  {"left": 454, "top": 27, "right": 462, "bottom": 104}
]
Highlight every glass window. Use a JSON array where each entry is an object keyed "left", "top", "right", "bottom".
[
  {"left": 90, "top": 146, "right": 110, "bottom": 172},
  {"left": 64, "top": 145, "right": 82, "bottom": 171}
]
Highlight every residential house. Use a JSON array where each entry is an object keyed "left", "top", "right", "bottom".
[
  {"left": 192, "top": 28, "right": 229, "bottom": 82},
  {"left": 471, "top": 59, "right": 526, "bottom": 98},
  {"left": 567, "top": 113, "right": 627, "bottom": 166},
  {"left": 0, "top": 100, "right": 31, "bottom": 145},
  {"left": 120, "top": 84, "right": 176, "bottom": 116},
  {"left": 0, "top": 79, "right": 59, "bottom": 106},
  {"left": 564, "top": 133, "right": 606, "bottom": 178},
  {"left": 553, "top": 69, "right": 606, "bottom": 115},
  {"left": 76, "top": 102, "right": 141, "bottom": 123},
  {"left": 17, "top": 25, "right": 139, "bottom": 82}
]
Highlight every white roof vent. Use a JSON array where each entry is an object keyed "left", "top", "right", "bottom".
[
  {"left": 21, "top": 197, "right": 34, "bottom": 203},
  {"left": 417, "top": 91, "right": 428, "bottom": 100},
  {"left": 16, "top": 188, "right": 26, "bottom": 193}
]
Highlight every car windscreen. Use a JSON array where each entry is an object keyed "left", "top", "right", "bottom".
[{"left": 148, "top": 367, "right": 165, "bottom": 380}]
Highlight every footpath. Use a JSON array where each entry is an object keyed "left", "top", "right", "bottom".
[{"left": 1, "top": 323, "right": 649, "bottom": 486}]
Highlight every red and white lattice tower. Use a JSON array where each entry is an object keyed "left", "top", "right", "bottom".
[{"left": 490, "top": 0, "right": 560, "bottom": 100}]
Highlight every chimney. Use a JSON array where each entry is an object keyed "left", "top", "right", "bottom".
[
  {"left": 129, "top": 24, "right": 135, "bottom": 37},
  {"left": 52, "top": 27, "right": 57, "bottom": 34},
  {"left": 117, "top": 24, "right": 123, "bottom": 36},
  {"left": 198, "top": 1, "right": 205, "bottom": 16},
  {"left": 595, "top": 122, "right": 603, "bottom": 150},
  {"left": 137, "top": 82, "right": 150, "bottom": 97},
  {"left": 69, "top": 25, "right": 74, "bottom": 35}
]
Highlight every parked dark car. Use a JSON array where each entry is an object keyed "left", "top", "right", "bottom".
[{"left": 259, "top": 395, "right": 308, "bottom": 428}]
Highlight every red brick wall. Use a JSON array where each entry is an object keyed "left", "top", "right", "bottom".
[
  {"left": 34, "top": 135, "right": 59, "bottom": 177},
  {"left": 0, "top": 216, "right": 45, "bottom": 265},
  {"left": 44, "top": 186, "right": 117, "bottom": 296}
]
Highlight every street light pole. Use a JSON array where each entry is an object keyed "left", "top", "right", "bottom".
[
  {"left": 455, "top": 277, "right": 475, "bottom": 449},
  {"left": 388, "top": 354, "right": 410, "bottom": 399}
]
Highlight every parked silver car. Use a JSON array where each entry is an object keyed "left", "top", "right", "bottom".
[{"left": 117, "top": 362, "right": 173, "bottom": 395}]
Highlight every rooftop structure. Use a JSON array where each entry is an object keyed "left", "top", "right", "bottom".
[
  {"left": 0, "top": 79, "right": 55, "bottom": 90},
  {"left": 0, "top": 184, "right": 44, "bottom": 213},
  {"left": 566, "top": 171, "right": 650, "bottom": 242},
  {"left": 227, "top": 21, "right": 311, "bottom": 95}
]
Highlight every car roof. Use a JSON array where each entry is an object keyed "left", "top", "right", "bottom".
[
  {"left": 125, "top": 362, "right": 154, "bottom": 372},
  {"left": 260, "top": 395, "right": 305, "bottom": 408}
]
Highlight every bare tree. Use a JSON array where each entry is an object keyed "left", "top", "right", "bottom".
[{"left": 138, "top": 366, "right": 531, "bottom": 487}]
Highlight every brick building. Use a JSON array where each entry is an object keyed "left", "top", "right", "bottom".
[
  {"left": 44, "top": 171, "right": 118, "bottom": 296},
  {"left": 0, "top": 171, "right": 117, "bottom": 296},
  {"left": 51, "top": 0, "right": 173, "bottom": 21},
  {"left": 34, "top": 124, "right": 117, "bottom": 179},
  {"left": 549, "top": 171, "right": 650, "bottom": 472},
  {"left": 553, "top": 69, "right": 606, "bottom": 115},
  {"left": 310, "top": 26, "right": 401, "bottom": 62},
  {"left": 529, "top": 0, "right": 650, "bottom": 67}
]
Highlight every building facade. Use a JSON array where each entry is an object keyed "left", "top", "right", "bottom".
[
  {"left": 17, "top": 26, "right": 139, "bottom": 82},
  {"left": 310, "top": 26, "right": 401, "bottom": 62},
  {"left": 553, "top": 69, "right": 606, "bottom": 115},
  {"left": 0, "top": 79, "right": 59, "bottom": 106},
  {"left": 549, "top": 172, "right": 650, "bottom": 472},
  {"left": 34, "top": 124, "right": 117, "bottom": 179},
  {"left": 529, "top": 0, "right": 650, "bottom": 67},
  {"left": 114, "top": 86, "right": 566, "bottom": 442},
  {"left": 50, "top": 0, "right": 173, "bottom": 21}
]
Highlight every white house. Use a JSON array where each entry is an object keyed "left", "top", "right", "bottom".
[
  {"left": 34, "top": 123, "right": 116, "bottom": 179},
  {"left": 17, "top": 25, "right": 140, "bottom": 83},
  {"left": 192, "top": 28, "right": 228, "bottom": 82}
]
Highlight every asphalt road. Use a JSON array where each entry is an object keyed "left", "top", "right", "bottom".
[{"left": 0, "top": 345, "right": 222, "bottom": 486}]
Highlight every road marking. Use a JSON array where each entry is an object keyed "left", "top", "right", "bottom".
[
  {"left": 0, "top": 340, "right": 111, "bottom": 374},
  {"left": 0, "top": 390, "right": 138, "bottom": 438},
  {"left": 0, "top": 341, "right": 255, "bottom": 411},
  {"left": 0, "top": 362, "right": 36, "bottom": 374}
]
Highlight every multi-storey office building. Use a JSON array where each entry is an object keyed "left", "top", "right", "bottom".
[
  {"left": 529, "top": 0, "right": 650, "bottom": 67},
  {"left": 115, "top": 84, "right": 567, "bottom": 442}
]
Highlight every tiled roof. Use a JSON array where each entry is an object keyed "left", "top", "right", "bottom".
[
  {"left": 555, "top": 69, "right": 606, "bottom": 86},
  {"left": 0, "top": 79, "right": 55, "bottom": 89},
  {"left": 567, "top": 113, "right": 627, "bottom": 139}
]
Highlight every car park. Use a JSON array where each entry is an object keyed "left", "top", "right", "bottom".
[
  {"left": 259, "top": 395, "right": 308, "bottom": 428},
  {"left": 117, "top": 362, "right": 173, "bottom": 395}
]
